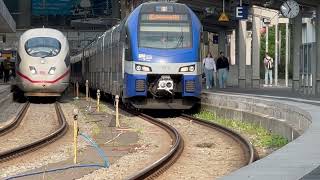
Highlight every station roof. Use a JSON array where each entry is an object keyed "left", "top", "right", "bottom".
[
  {"left": 177, "top": 0, "right": 318, "bottom": 33},
  {"left": 0, "top": 0, "right": 15, "bottom": 32}
]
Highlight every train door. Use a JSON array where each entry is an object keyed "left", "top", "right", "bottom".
[
  {"left": 107, "top": 33, "right": 111, "bottom": 94},
  {"left": 116, "top": 26, "right": 122, "bottom": 95},
  {"left": 97, "top": 41, "right": 102, "bottom": 89},
  {"left": 90, "top": 51, "right": 94, "bottom": 88},
  {"left": 114, "top": 26, "right": 121, "bottom": 95},
  {"left": 110, "top": 28, "right": 115, "bottom": 94},
  {"left": 85, "top": 57, "right": 89, "bottom": 83},
  {"left": 101, "top": 35, "right": 106, "bottom": 92}
]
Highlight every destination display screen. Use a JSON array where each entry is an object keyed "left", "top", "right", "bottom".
[{"left": 141, "top": 14, "right": 189, "bottom": 21}]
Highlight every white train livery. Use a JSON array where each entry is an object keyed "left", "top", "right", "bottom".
[{"left": 16, "top": 28, "right": 70, "bottom": 96}]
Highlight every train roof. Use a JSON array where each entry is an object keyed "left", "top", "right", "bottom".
[
  {"left": 20, "top": 28, "right": 66, "bottom": 42},
  {"left": 140, "top": 2, "right": 189, "bottom": 14}
]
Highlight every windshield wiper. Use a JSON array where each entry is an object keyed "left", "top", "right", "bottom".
[
  {"left": 41, "top": 50, "right": 54, "bottom": 58},
  {"left": 175, "top": 34, "right": 184, "bottom": 48}
]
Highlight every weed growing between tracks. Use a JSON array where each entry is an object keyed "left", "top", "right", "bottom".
[{"left": 193, "top": 111, "right": 288, "bottom": 149}]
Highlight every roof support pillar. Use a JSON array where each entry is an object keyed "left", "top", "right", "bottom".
[
  {"left": 218, "top": 30, "right": 226, "bottom": 54},
  {"left": 237, "top": 20, "right": 247, "bottom": 88},
  {"left": 292, "top": 12, "right": 302, "bottom": 93},
  {"left": 252, "top": 14, "right": 261, "bottom": 88},
  {"left": 316, "top": 5, "right": 320, "bottom": 96}
]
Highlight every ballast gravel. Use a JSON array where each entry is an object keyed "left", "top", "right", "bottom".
[
  {"left": 0, "top": 104, "right": 58, "bottom": 152},
  {"left": 0, "top": 102, "right": 23, "bottom": 126},
  {"left": 75, "top": 100, "right": 171, "bottom": 180},
  {"left": 157, "top": 117, "right": 247, "bottom": 179},
  {"left": 0, "top": 102, "right": 92, "bottom": 178}
]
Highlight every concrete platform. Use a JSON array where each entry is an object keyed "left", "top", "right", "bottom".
[
  {"left": 0, "top": 84, "right": 11, "bottom": 96},
  {"left": 213, "top": 86, "right": 320, "bottom": 100},
  {"left": 201, "top": 89, "right": 320, "bottom": 180}
]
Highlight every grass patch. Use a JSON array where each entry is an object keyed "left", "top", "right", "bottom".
[{"left": 193, "top": 110, "right": 288, "bottom": 149}]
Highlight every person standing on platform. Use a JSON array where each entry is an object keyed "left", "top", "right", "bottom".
[
  {"left": 203, "top": 52, "right": 216, "bottom": 89},
  {"left": 0, "top": 61, "right": 3, "bottom": 80},
  {"left": 264, "top": 52, "right": 273, "bottom": 86},
  {"left": 11, "top": 62, "right": 15, "bottom": 79},
  {"left": 3, "top": 57, "right": 10, "bottom": 83},
  {"left": 216, "top": 51, "right": 229, "bottom": 88}
]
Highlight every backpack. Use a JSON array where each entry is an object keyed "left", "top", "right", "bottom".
[{"left": 265, "top": 57, "right": 273, "bottom": 70}]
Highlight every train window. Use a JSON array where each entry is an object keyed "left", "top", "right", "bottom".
[
  {"left": 155, "top": 5, "right": 174, "bottom": 13},
  {"left": 25, "top": 37, "right": 61, "bottom": 57},
  {"left": 139, "top": 22, "right": 192, "bottom": 49}
]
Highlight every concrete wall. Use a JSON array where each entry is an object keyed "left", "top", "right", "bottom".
[
  {"left": 201, "top": 92, "right": 311, "bottom": 141},
  {"left": 227, "top": 65, "right": 239, "bottom": 87}
]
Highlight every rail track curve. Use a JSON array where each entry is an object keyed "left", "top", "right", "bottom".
[{"left": 0, "top": 102, "right": 68, "bottom": 162}]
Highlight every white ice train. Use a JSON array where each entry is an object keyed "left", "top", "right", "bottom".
[{"left": 16, "top": 28, "right": 70, "bottom": 97}]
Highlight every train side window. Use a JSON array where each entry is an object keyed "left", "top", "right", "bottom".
[{"left": 125, "top": 33, "right": 132, "bottom": 61}]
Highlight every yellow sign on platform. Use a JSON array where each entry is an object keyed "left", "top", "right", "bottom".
[
  {"left": 2, "top": 53, "right": 12, "bottom": 59},
  {"left": 218, "top": 12, "right": 229, "bottom": 22}
]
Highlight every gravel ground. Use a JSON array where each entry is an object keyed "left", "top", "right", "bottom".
[
  {"left": 157, "top": 117, "right": 247, "bottom": 180},
  {"left": 0, "top": 102, "right": 91, "bottom": 178},
  {"left": 0, "top": 102, "right": 23, "bottom": 127},
  {"left": 76, "top": 101, "right": 172, "bottom": 180},
  {"left": 0, "top": 104, "right": 59, "bottom": 152},
  {"left": 0, "top": 95, "right": 172, "bottom": 179}
]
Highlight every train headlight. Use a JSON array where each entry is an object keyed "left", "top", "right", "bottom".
[
  {"left": 189, "top": 66, "right": 195, "bottom": 72},
  {"left": 179, "top": 65, "right": 195, "bottom": 72},
  {"left": 29, "top": 66, "right": 37, "bottom": 75},
  {"left": 136, "top": 65, "right": 142, "bottom": 71},
  {"left": 142, "top": 66, "right": 151, "bottom": 72},
  {"left": 48, "top": 67, "right": 56, "bottom": 75},
  {"left": 135, "top": 64, "right": 152, "bottom": 72},
  {"left": 160, "top": 82, "right": 166, "bottom": 88}
]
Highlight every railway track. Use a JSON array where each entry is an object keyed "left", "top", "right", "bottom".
[
  {"left": 126, "top": 112, "right": 184, "bottom": 180},
  {"left": 180, "top": 114, "right": 256, "bottom": 164},
  {"left": 0, "top": 102, "right": 68, "bottom": 162},
  {"left": 0, "top": 102, "right": 29, "bottom": 136},
  {"left": 127, "top": 111, "right": 256, "bottom": 179}
]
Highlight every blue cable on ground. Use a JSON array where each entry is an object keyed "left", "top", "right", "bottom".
[
  {"left": 79, "top": 132, "right": 110, "bottom": 168},
  {"left": 5, "top": 132, "right": 110, "bottom": 180},
  {"left": 5, "top": 164, "right": 104, "bottom": 180}
]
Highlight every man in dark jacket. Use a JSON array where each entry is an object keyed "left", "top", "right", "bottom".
[
  {"left": 0, "top": 61, "right": 3, "bottom": 80},
  {"left": 3, "top": 57, "right": 10, "bottom": 83},
  {"left": 216, "top": 51, "right": 230, "bottom": 88}
]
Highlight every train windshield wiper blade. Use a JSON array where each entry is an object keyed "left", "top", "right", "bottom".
[
  {"left": 175, "top": 26, "right": 185, "bottom": 48},
  {"left": 175, "top": 34, "right": 184, "bottom": 48},
  {"left": 41, "top": 50, "right": 53, "bottom": 58}
]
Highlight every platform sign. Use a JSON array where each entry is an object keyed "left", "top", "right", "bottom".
[
  {"left": 236, "top": 6, "right": 249, "bottom": 20},
  {"left": 218, "top": 12, "right": 229, "bottom": 22}
]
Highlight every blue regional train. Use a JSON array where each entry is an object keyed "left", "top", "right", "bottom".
[{"left": 70, "top": 2, "right": 202, "bottom": 109}]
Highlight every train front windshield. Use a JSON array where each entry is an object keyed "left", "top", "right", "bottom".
[
  {"left": 139, "top": 14, "right": 192, "bottom": 49},
  {"left": 25, "top": 37, "right": 61, "bottom": 57}
]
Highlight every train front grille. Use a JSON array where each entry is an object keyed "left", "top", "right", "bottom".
[
  {"left": 185, "top": 80, "right": 196, "bottom": 92},
  {"left": 135, "top": 80, "right": 145, "bottom": 92}
]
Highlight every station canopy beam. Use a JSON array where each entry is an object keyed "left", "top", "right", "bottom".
[{"left": 0, "top": 0, "right": 16, "bottom": 32}]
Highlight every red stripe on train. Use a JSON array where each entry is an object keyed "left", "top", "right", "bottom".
[{"left": 17, "top": 69, "right": 70, "bottom": 84}]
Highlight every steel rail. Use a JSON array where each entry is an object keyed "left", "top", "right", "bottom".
[
  {"left": 0, "top": 102, "right": 68, "bottom": 162},
  {"left": 180, "top": 113, "right": 257, "bottom": 164},
  {"left": 0, "top": 102, "right": 29, "bottom": 136},
  {"left": 126, "top": 112, "right": 184, "bottom": 180}
]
